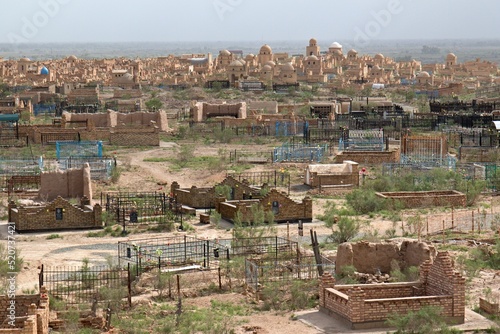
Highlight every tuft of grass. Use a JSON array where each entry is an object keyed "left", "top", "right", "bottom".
[{"left": 46, "top": 233, "right": 62, "bottom": 240}]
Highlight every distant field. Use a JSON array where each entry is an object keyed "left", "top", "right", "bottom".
[{"left": 1, "top": 39, "right": 500, "bottom": 64}]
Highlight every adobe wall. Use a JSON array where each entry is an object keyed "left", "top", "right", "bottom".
[
  {"left": 248, "top": 101, "right": 278, "bottom": 114},
  {"left": 334, "top": 149, "right": 400, "bottom": 164},
  {"left": 10, "top": 196, "right": 102, "bottom": 232},
  {"left": 376, "top": 190, "right": 466, "bottom": 208},
  {"left": 39, "top": 165, "right": 91, "bottom": 202},
  {"left": 62, "top": 110, "right": 168, "bottom": 131},
  {"left": 191, "top": 102, "right": 247, "bottom": 122},
  {"left": 336, "top": 240, "right": 436, "bottom": 275}
]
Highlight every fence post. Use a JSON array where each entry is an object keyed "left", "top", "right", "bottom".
[
  {"left": 218, "top": 267, "right": 222, "bottom": 290},
  {"left": 472, "top": 211, "right": 475, "bottom": 233},
  {"left": 451, "top": 207, "right": 454, "bottom": 230},
  {"left": 442, "top": 220, "right": 445, "bottom": 244},
  {"left": 127, "top": 263, "right": 132, "bottom": 308},
  {"left": 38, "top": 264, "right": 44, "bottom": 288},
  {"left": 426, "top": 217, "right": 429, "bottom": 237}
]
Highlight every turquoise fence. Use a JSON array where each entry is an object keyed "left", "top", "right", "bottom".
[
  {"left": 273, "top": 142, "right": 328, "bottom": 163},
  {"left": 56, "top": 141, "right": 103, "bottom": 160}
]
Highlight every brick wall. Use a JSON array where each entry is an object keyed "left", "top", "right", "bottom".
[
  {"left": 376, "top": 190, "right": 466, "bottom": 208},
  {"left": 10, "top": 196, "right": 102, "bottom": 232},
  {"left": 0, "top": 287, "right": 49, "bottom": 334},
  {"left": 320, "top": 251, "right": 465, "bottom": 329},
  {"left": 109, "top": 129, "right": 159, "bottom": 146},
  {"left": 334, "top": 149, "right": 400, "bottom": 164}
]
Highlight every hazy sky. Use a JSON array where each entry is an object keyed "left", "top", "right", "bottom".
[{"left": 1, "top": 0, "right": 499, "bottom": 44}]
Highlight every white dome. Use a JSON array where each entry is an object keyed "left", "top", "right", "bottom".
[{"left": 330, "top": 42, "right": 342, "bottom": 49}]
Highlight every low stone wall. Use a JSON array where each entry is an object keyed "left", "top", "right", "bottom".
[
  {"left": 10, "top": 196, "right": 102, "bottom": 232},
  {"left": 459, "top": 146, "right": 498, "bottom": 162},
  {"left": 376, "top": 190, "right": 466, "bottom": 208},
  {"left": 334, "top": 149, "right": 400, "bottom": 164}
]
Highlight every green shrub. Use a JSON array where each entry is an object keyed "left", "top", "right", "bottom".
[
  {"left": 345, "top": 189, "right": 387, "bottom": 215},
  {"left": 386, "top": 306, "right": 459, "bottom": 333},
  {"left": 46, "top": 234, "right": 62, "bottom": 240},
  {"left": 328, "top": 217, "right": 360, "bottom": 244}
]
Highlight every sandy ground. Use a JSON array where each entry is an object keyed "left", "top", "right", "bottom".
[{"left": 2, "top": 141, "right": 499, "bottom": 333}]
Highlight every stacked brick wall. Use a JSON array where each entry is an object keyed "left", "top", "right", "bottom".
[
  {"left": 0, "top": 288, "right": 49, "bottom": 334},
  {"left": 109, "top": 129, "right": 159, "bottom": 146},
  {"left": 10, "top": 196, "right": 102, "bottom": 232},
  {"left": 376, "top": 191, "right": 466, "bottom": 208},
  {"left": 335, "top": 149, "right": 400, "bottom": 164}
]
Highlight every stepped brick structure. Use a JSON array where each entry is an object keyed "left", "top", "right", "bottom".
[{"left": 319, "top": 252, "right": 465, "bottom": 329}]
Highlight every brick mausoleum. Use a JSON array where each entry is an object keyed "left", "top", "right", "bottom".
[
  {"left": 319, "top": 252, "right": 465, "bottom": 329},
  {"left": 376, "top": 190, "right": 466, "bottom": 208},
  {"left": 9, "top": 196, "right": 102, "bottom": 232}
]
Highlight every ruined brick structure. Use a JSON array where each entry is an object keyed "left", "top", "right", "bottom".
[
  {"left": 9, "top": 196, "right": 102, "bottom": 232},
  {"left": 0, "top": 287, "right": 49, "bottom": 334},
  {"left": 39, "top": 165, "right": 92, "bottom": 202},
  {"left": 190, "top": 102, "right": 247, "bottom": 122},
  {"left": 170, "top": 176, "right": 265, "bottom": 209},
  {"left": 320, "top": 252, "right": 465, "bottom": 329},
  {"left": 216, "top": 189, "right": 312, "bottom": 223},
  {"left": 376, "top": 190, "right": 466, "bottom": 208}
]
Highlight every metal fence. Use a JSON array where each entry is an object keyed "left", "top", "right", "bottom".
[
  {"left": 273, "top": 142, "right": 329, "bottom": 163},
  {"left": 56, "top": 141, "right": 103, "bottom": 160},
  {"left": 217, "top": 236, "right": 298, "bottom": 258},
  {"left": 413, "top": 207, "right": 500, "bottom": 236},
  {"left": 59, "top": 156, "right": 116, "bottom": 180},
  {"left": 227, "top": 170, "right": 290, "bottom": 189},
  {"left": 102, "top": 191, "right": 169, "bottom": 222},
  {"left": 39, "top": 264, "right": 129, "bottom": 306},
  {"left": 245, "top": 255, "right": 335, "bottom": 292},
  {"left": 118, "top": 236, "right": 229, "bottom": 275}
]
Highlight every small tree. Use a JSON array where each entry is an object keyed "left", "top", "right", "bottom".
[
  {"left": 145, "top": 97, "right": 163, "bottom": 111},
  {"left": 328, "top": 217, "right": 360, "bottom": 244}
]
